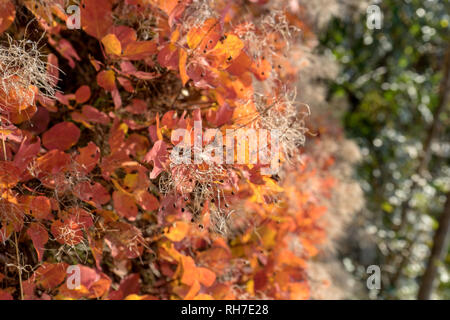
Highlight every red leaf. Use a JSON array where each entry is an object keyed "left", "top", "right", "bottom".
[
  {"left": 0, "top": 161, "right": 20, "bottom": 188},
  {"left": 35, "top": 149, "right": 71, "bottom": 176},
  {"left": 251, "top": 57, "right": 271, "bottom": 81},
  {"left": 80, "top": 0, "right": 113, "bottom": 40},
  {"left": 23, "top": 107, "right": 50, "bottom": 135},
  {"left": 109, "top": 273, "right": 140, "bottom": 300},
  {"left": 51, "top": 219, "right": 84, "bottom": 246},
  {"left": 52, "top": 38, "right": 81, "bottom": 69},
  {"left": 110, "top": 25, "right": 137, "bottom": 49},
  {"left": 75, "top": 142, "right": 100, "bottom": 174},
  {"left": 30, "top": 196, "right": 53, "bottom": 220},
  {"left": 47, "top": 54, "right": 59, "bottom": 87},
  {"left": 50, "top": 208, "right": 92, "bottom": 246},
  {"left": 74, "top": 181, "right": 111, "bottom": 207},
  {"left": 42, "top": 122, "right": 81, "bottom": 151},
  {"left": 104, "top": 221, "right": 145, "bottom": 259},
  {"left": 113, "top": 190, "right": 138, "bottom": 221},
  {"left": 73, "top": 105, "right": 110, "bottom": 125},
  {"left": 161, "top": 110, "right": 178, "bottom": 129},
  {"left": 125, "top": 99, "right": 147, "bottom": 115},
  {"left": 117, "top": 77, "right": 134, "bottom": 93},
  {"left": 0, "top": 290, "right": 13, "bottom": 300},
  {"left": 75, "top": 85, "right": 91, "bottom": 104},
  {"left": 143, "top": 140, "right": 169, "bottom": 179},
  {"left": 112, "top": 88, "right": 122, "bottom": 109},
  {"left": 135, "top": 190, "right": 159, "bottom": 212},
  {"left": 157, "top": 43, "right": 179, "bottom": 70},
  {"left": 226, "top": 51, "right": 252, "bottom": 76},
  {"left": 27, "top": 223, "right": 48, "bottom": 261},
  {"left": 67, "top": 207, "right": 94, "bottom": 229},
  {"left": 186, "top": 18, "right": 220, "bottom": 49},
  {"left": 180, "top": 255, "right": 197, "bottom": 286}
]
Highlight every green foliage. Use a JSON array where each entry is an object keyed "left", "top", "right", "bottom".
[{"left": 321, "top": 0, "right": 450, "bottom": 299}]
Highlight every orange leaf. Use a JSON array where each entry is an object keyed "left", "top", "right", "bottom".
[
  {"left": 184, "top": 280, "right": 201, "bottom": 300},
  {"left": 179, "top": 49, "right": 189, "bottom": 86},
  {"left": 197, "top": 267, "right": 216, "bottom": 287},
  {"left": 180, "top": 255, "right": 197, "bottom": 286},
  {"left": 97, "top": 70, "right": 116, "bottom": 92},
  {"left": 0, "top": 161, "right": 20, "bottom": 188},
  {"left": 187, "top": 18, "right": 219, "bottom": 49},
  {"left": 289, "top": 282, "right": 310, "bottom": 300},
  {"left": 155, "top": 0, "right": 178, "bottom": 15},
  {"left": 35, "top": 263, "right": 68, "bottom": 290},
  {"left": 226, "top": 51, "right": 252, "bottom": 76},
  {"left": 165, "top": 221, "right": 189, "bottom": 242},
  {"left": 251, "top": 57, "right": 271, "bottom": 81},
  {"left": 113, "top": 190, "right": 138, "bottom": 221},
  {"left": 209, "top": 34, "right": 244, "bottom": 69},
  {"left": 101, "top": 34, "right": 122, "bottom": 56},
  {"left": 0, "top": 0, "right": 15, "bottom": 35},
  {"left": 123, "top": 41, "right": 157, "bottom": 60}
]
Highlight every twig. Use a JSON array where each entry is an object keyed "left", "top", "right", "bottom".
[{"left": 14, "top": 232, "right": 24, "bottom": 300}]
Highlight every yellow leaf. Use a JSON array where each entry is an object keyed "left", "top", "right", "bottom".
[
  {"left": 101, "top": 34, "right": 122, "bottom": 56},
  {"left": 123, "top": 173, "right": 139, "bottom": 190},
  {"left": 246, "top": 280, "right": 254, "bottom": 295},
  {"left": 209, "top": 34, "right": 244, "bottom": 69},
  {"left": 262, "top": 176, "right": 284, "bottom": 193},
  {"left": 260, "top": 225, "right": 277, "bottom": 249}
]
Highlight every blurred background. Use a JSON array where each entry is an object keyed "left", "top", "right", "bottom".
[{"left": 309, "top": 0, "right": 449, "bottom": 299}]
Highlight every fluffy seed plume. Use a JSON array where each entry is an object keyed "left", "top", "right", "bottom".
[{"left": 0, "top": 36, "right": 57, "bottom": 114}]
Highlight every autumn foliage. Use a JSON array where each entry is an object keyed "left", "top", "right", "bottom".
[{"left": 0, "top": 0, "right": 345, "bottom": 300}]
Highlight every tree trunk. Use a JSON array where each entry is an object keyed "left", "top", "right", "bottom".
[
  {"left": 398, "top": 45, "right": 450, "bottom": 229},
  {"left": 417, "top": 192, "right": 450, "bottom": 299}
]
